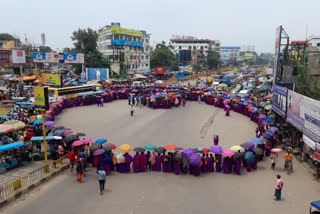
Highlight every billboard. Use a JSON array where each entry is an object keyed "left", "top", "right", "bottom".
[
  {"left": 86, "top": 68, "right": 109, "bottom": 81},
  {"left": 64, "top": 53, "right": 84, "bottom": 64},
  {"left": 12, "top": 50, "right": 26, "bottom": 64},
  {"left": 0, "top": 50, "right": 11, "bottom": 65},
  {"left": 32, "top": 52, "right": 84, "bottom": 63},
  {"left": 32, "top": 52, "right": 47, "bottom": 63},
  {"left": 0, "top": 40, "right": 15, "bottom": 49},
  {"left": 111, "top": 26, "right": 142, "bottom": 37},
  {"left": 111, "top": 40, "right": 142, "bottom": 47},
  {"left": 34, "top": 87, "right": 49, "bottom": 111},
  {"left": 272, "top": 84, "right": 288, "bottom": 117},
  {"left": 287, "top": 90, "right": 320, "bottom": 142},
  {"left": 41, "top": 74, "right": 62, "bottom": 87}
]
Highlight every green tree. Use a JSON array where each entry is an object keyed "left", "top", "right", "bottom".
[
  {"left": 151, "top": 41, "right": 178, "bottom": 69},
  {"left": 38, "top": 46, "right": 52, "bottom": 52},
  {"left": 71, "top": 28, "right": 109, "bottom": 74},
  {"left": 207, "top": 50, "right": 220, "bottom": 69},
  {"left": 0, "top": 33, "right": 21, "bottom": 46}
]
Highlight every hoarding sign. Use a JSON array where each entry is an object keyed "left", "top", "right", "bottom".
[
  {"left": 32, "top": 52, "right": 84, "bottom": 63},
  {"left": 64, "top": 53, "right": 84, "bottom": 64},
  {"left": 32, "top": 52, "right": 47, "bottom": 63},
  {"left": 12, "top": 50, "right": 26, "bottom": 64},
  {"left": 112, "top": 40, "right": 142, "bottom": 47},
  {"left": 41, "top": 74, "right": 62, "bottom": 87},
  {"left": 0, "top": 40, "right": 15, "bottom": 49},
  {"left": 287, "top": 90, "right": 320, "bottom": 142},
  {"left": 0, "top": 50, "right": 11, "bottom": 65},
  {"left": 34, "top": 86, "right": 49, "bottom": 110},
  {"left": 111, "top": 26, "right": 142, "bottom": 37},
  {"left": 86, "top": 68, "right": 109, "bottom": 81},
  {"left": 272, "top": 84, "right": 288, "bottom": 117}
]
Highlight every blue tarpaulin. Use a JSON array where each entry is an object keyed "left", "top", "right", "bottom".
[
  {"left": 0, "top": 142, "right": 25, "bottom": 152},
  {"left": 31, "top": 136, "right": 62, "bottom": 141}
]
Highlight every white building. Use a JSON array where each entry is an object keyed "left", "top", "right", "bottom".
[
  {"left": 308, "top": 36, "right": 320, "bottom": 47},
  {"left": 169, "top": 35, "right": 220, "bottom": 66},
  {"left": 98, "top": 23, "right": 151, "bottom": 74},
  {"left": 220, "top": 46, "right": 241, "bottom": 65}
]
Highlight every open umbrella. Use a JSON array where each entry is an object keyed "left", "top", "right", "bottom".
[
  {"left": 262, "top": 118, "right": 272, "bottom": 124},
  {"left": 106, "top": 142, "right": 116, "bottom": 150},
  {"left": 244, "top": 151, "right": 255, "bottom": 163},
  {"left": 183, "top": 148, "right": 195, "bottom": 157},
  {"left": 33, "top": 118, "right": 42, "bottom": 126},
  {"left": 102, "top": 144, "right": 113, "bottom": 151},
  {"left": 90, "top": 143, "right": 101, "bottom": 152},
  {"left": 45, "top": 121, "right": 55, "bottom": 127},
  {"left": 134, "top": 147, "right": 145, "bottom": 153},
  {"left": 253, "top": 147, "right": 263, "bottom": 155},
  {"left": 271, "top": 148, "right": 283, "bottom": 153},
  {"left": 222, "top": 149, "right": 235, "bottom": 157},
  {"left": 63, "top": 134, "right": 79, "bottom": 144},
  {"left": 72, "top": 140, "right": 84, "bottom": 147},
  {"left": 3, "top": 120, "right": 26, "bottom": 130},
  {"left": 210, "top": 145, "right": 223, "bottom": 154},
  {"left": 258, "top": 114, "right": 267, "bottom": 119},
  {"left": 263, "top": 133, "right": 273, "bottom": 140},
  {"left": 144, "top": 144, "right": 156, "bottom": 151},
  {"left": 120, "top": 144, "right": 132, "bottom": 153},
  {"left": 202, "top": 148, "right": 211, "bottom": 154},
  {"left": 189, "top": 153, "right": 201, "bottom": 166},
  {"left": 241, "top": 141, "right": 255, "bottom": 149},
  {"left": 82, "top": 138, "right": 92, "bottom": 144},
  {"left": 164, "top": 144, "right": 176, "bottom": 151},
  {"left": 93, "top": 149, "right": 105, "bottom": 156},
  {"left": 249, "top": 137, "right": 265, "bottom": 145},
  {"left": 265, "top": 131, "right": 275, "bottom": 137},
  {"left": 270, "top": 127, "right": 279, "bottom": 132},
  {"left": 77, "top": 132, "right": 86, "bottom": 137},
  {"left": 95, "top": 138, "right": 108, "bottom": 144},
  {"left": 176, "top": 147, "right": 183, "bottom": 151},
  {"left": 230, "top": 145, "right": 242, "bottom": 152},
  {"left": 53, "top": 129, "right": 64, "bottom": 136},
  {"left": 234, "top": 152, "right": 244, "bottom": 158},
  {"left": 0, "top": 124, "right": 15, "bottom": 134},
  {"left": 155, "top": 147, "right": 165, "bottom": 154}
]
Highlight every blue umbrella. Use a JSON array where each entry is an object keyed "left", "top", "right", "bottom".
[
  {"left": 249, "top": 137, "right": 265, "bottom": 145},
  {"left": 265, "top": 131, "right": 275, "bottom": 137},
  {"left": 53, "top": 129, "right": 64, "bottom": 136},
  {"left": 95, "top": 138, "right": 107, "bottom": 144},
  {"left": 33, "top": 118, "right": 42, "bottom": 126},
  {"left": 244, "top": 151, "right": 255, "bottom": 164},
  {"left": 262, "top": 118, "right": 272, "bottom": 123}
]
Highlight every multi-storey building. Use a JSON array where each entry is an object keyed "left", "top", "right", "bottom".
[
  {"left": 220, "top": 46, "right": 241, "bottom": 65},
  {"left": 98, "top": 23, "right": 151, "bottom": 74}
]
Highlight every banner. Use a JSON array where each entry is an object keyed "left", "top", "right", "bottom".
[
  {"left": 86, "top": 68, "right": 109, "bottom": 81},
  {"left": 0, "top": 50, "right": 11, "bottom": 65},
  {"left": 287, "top": 90, "right": 320, "bottom": 142},
  {"left": 32, "top": 52, "right": 84, "bottom": 63},
  {"left": 111, "top": 26, "right": 142, "bottom": 37},
  {"left": 111, "top": 40, "right": 142, "bottom": 47},
  {"left": 0, "top": 41, "right": 15, "bottom": 49},
  {"left": 12, "top": 50, "right": 26, "bottom": 64},
  {"left": 34, "top": 87, "right": 49, "bottom": 110},
  {"left": 32, "top": 52, "right": 47, "bottom": 63},
  {"left": 41, "top": 74, "right": 62, "bottom": 87},
  {"left": 64, "top": 53, "right": 84, "bottom": 64},
  {"left": 272, "top": 84, "right": 288, "bottom": 117}
]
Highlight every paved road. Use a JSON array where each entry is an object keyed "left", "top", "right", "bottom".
[{"left": 2, "top": 101, "right": 320, "bottom": 214}]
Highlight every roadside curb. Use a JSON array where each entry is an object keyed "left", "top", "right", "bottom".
[{"left": 0, "top": 164, "right": 69, "bottom": 208}]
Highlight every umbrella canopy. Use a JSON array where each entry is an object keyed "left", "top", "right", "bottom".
[
  {"left": 105, "top": 142, "right": 116, "bottom": 150},
  {"left": 258, "top": 114, "right": 267, "bottom": 119},
  {"left": 90, "top": 143, "right": 101, "bottom": 152},
  {"left": 262, "top": 118, "right": 272, "bottom": 124},
  {"left": 102, "top": 144, "right": 113, "bottom": 151},
  {"left": 270, "top": 127, "right": 279, "bottom": 132},
  {"left": 164, "top": 144, "right": 176, "bottom": 151},
  {"left": 234, "top": 152, "right": 244, "bottom": 158},
  {"left": 263, "top": 133, "right": 273, "bottom": 140},
  {"left": 64, "top": 130, "right": 74, "bottom": 136},
  {"left": 155, "top": 147, "right": 165, "bottom": 154},
  {"left": 63, "top": 134, "right": 79, "bottom": 144},
  {"left": 33, "top": 118, "right": 43, "bottom": 126},
  {"left": 222, "top": 149, "right": 235, "bottom": 157},
  {"left": 93, "top": 149, "right": 105, "bottom": 156},
  {"left": 82, "top": 138, "right": 92, "bottom": 144},
  {"left": 265, "top": 131, "right": 276, "bottom": 137},
  {"left": 134, "top": 147, "right": 145, "bottom": 153},
  {"left": 210, "top": 145, "right": 223, "bottom": 154},
  {"left": 249, "top": 137, "right": 265, "bottom": 145},
  {"left": 189, "top": 153, "right": 201, "bottom": 166},
  {"left": 72, "top": 140, "right": 84, "bottom": 147},
  {"left": 241, "top": 141, "right": 255, "bottom": 149},
  {"left": 77, "top": 132, "right": 86, "bottom": 137},
  {"left": 183, "top": 148, "right": 195, "bottom": 157},
  {"left": 202, "top": 148, "right": 211, "bottom": 154},
  {"left": 271, "top": 148, "right": 283, "bottom": 153},
  {"left": 45, "top": 121, "right": 55, "bottom": 127},
  {"left": 253, "top": 147, "right": 263, "bottom": 155},
  {"left": 144, "top": 144, "right": 156, "bottom": 151},
  {"left": 230, "top": 145, "right": 242, "bottom": 152},
  {"left": 95, "top": 138, "right": 108, "bottom": 144},
  {"left": 3, "top": 120, "right": 26, "bottom": 130},
  {"left": 244, "top": 151, "right": 255, "bottom": 163},
  {"left": 175, "top": 147, "right": 183, "bottom": 151},
  {"left": 120, "top": 144, "right": 132, "bottom": 153},
  {"left": 0, "top": 124, "right": 15, "bottom": 134},
  {"left": 53, "top": 129, "right": 64, "bottom": 136}
]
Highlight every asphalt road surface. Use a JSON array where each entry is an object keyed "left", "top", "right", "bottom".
[{"left": 2, "top": 101, "right": 320, "bottom": 214}]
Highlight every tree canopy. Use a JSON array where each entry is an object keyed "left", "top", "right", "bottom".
[
  {"left": 207, "top": 50, "right": 220, "bottom": 69},
  {"left": 150, "top": 41, "right": 178, "bottom": 69},
  {"left": 0, "top": 33, "right": 21, "bottom": 46}
]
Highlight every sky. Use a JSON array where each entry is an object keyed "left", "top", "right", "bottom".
[{"left": 1, "top": 0, "right": 319, "bottom": 53}]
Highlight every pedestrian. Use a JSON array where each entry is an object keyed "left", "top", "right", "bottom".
[
  {"left": 67, "top": 148, "right": 76, "bottom": 172},
  {"left": 51, "top": 146, "right": 59, "bottom": 168},
  {"left": 274, "top": 175, "right": 284, "bottom": 201},
  {"left": 271, "top": 152, "right": 277, "bottom": 170},
  {"left": 98, "top": 167, "right": 106, "bottom": 195},
  {"left": 76, "top": 158, "right": 85, "bottom": 183}
]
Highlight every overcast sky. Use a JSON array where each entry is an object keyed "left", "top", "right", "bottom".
[{"left": 1, "top": 0, "right": 319, "bottom": 53}]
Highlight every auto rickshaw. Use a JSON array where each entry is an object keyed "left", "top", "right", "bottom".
[
  {"left": 30, "top": 136, "right": 62, "bottom": 160},
  {"left": 0, "top": 142, "right": 29, "bottom": 173},
  {"left": 310, "top": 200, "right": 320, "bottom": 213}
]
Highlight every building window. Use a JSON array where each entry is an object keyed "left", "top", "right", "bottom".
[
  {"left": 200, "top": 46, "right": 204, "bottom": 50},
  {"left": 141, "top": 56, "right": 144, "bottom": 60},
  {"left": 179, "top": 46, "right": 182, "bottom": 50},
  {"left": 189, "top": 46, "right": 191, "bottom": 49},
  {"left": 146, "top": 64, "right": 149, "bottom": 67},
  {"left": 146, "top": 56, "right": 149, "bottom": 60},
  {"left": 145, "top": 39, "right": 149, "bottom": 43},
  {"left": 193, "top": 46, "right": 196, "bottom": 50}
]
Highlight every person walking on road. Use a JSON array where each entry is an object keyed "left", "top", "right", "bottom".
[
  {"left": 274, "top": 175, "right": 284, "bottom": 201},
  {"left": 98, "top": 167, "right": 106, "bottom": 195},
  {"left": 76, "top": 157, "right": 85, "bottom": 183},
  {"left": 270, "top": 152, "right": 277, "bottom": 170}
]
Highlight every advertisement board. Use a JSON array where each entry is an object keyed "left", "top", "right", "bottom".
[
  {"left": 32, "top": 52, "right": 47, "bottom": 63},
  {"left": 0, "top": 41, "right": 15, "bottom": 49},
  {"left": 111, "top": 63, "right": 120, "bottom": 75},
  {"left": 63, "top": 53, "right": 84, "bottom": 64},
  {"left": 273, "top": 26, "right": 282, "bottom": 84},
  {"left": 272, "top": 84, "right": 288, "bottom": 117},
  {"left": 0, "top": 50, "right": 12, "bottom": 65},
  {"left": 86, "top": 68, "right": 109, "bottom": 81},
  {"left": 32, "top": 52, "right": 84, "bottom": 63},
  {"left": 111, "top": 40, "right": 142, "bottom": 47},
  {"left": 34, "top": 87, "right": 49, "bottom": 110},
  {"left": 12, "top": 50, "right": 26, "bottom": 64},
  {"left": 287, "top": 90, "right": 320, "bottom": 142},
  {"left": 111, "top": 26, "right": 142, "bottom": 37},
  {"left": 155, "top": 66, "right": 165, "bottom": 75},
  {"left": 41, "top": 74, "right": 62, "bottom": 87}
]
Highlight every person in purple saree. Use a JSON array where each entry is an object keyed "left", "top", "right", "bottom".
[
  {"left": 132, "top": 152, "right": 140, "bottom": 173},
  {"left": 207, "top": 154, "right": 215, "bottom": 172},
  {"left": 215, "top": 154, "right": 222, "bottom": 172},
  {"left": 181, "top": 155, "right": 190, "bottom": 174},
  {"left": 234, "top": 156, "right": 242, "bottom": 175},
  {"left": 192, "top": 164, "right": 201, "bottom": 176},
  {"left": 139, "top": 152, "right": 147, "bottom": 172},
  {"left": 173, "top": 157, "right": 181, "bottom": 175},
  {"left": 162, "top": 153, "right": 170, "bottom": 172},
  {"left": 222, "top": 157, "right": 231, "bottom": 174},
  {"left": 122, "top": 153, "right": 133, "bottom": 173},
  {"left": 201, "top": 153, "right": 208, "bottom": 173},
  {"left": 265, "top": 141, "right": 272, "bottom": 157},
  {"left": 151, "top": 153, "right": 161, "bottom": 171}
]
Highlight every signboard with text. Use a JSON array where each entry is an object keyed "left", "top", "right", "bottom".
[
  {"left": 0, "top": 50, "right": 12, "bottom": 65},
  {"left": 41, "top": 74, "right": 62, "bottom": 87},
  {"left": 12, "top": 50, "right": 26, "bottom": 64},
  {"left": 272, "top": 84, "right": 288, "bottom": 117},
  {"left": 34, "top": 87, "right": 49, "bottom": 110},
  {"left": 32, "top": 52, "right": 84, "bottom": 64}
]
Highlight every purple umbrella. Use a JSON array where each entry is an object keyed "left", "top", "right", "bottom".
[
  {"left": 176, "top": 147, "right": 183, "bottom": 151},
  {"left": 270, "top": 127, "right": 279, "bottom": 132},
  {"left": 189, "top": 153, "right": 201, "bottom": 166},
  {"left": 210, "top": 145, "right": 223, "bottom": 154},
  {"left": 45, "top": 121, "right": 55, "bottom": 127},
  {"left": 265, "top": 131, "right": 275, "bottom": 137},
  {"left": 258, "top": 114, "right": 267, "bottom": 119},
  {"left": 183, "top": 148, "right": 195, "bottom": 156},
  {"left": 93, "top": 149, "right": 105, "bottom": 156},
  {"left": 241, "top": 141, "right": 255, "bottom": 149}
]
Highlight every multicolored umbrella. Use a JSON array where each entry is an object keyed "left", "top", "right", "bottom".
[
  {"left": 102, "top": 144, "right": 113, "bottom": 151},
  {"left": 93, "top": 149, "right": 105, "bottom": 156},
  {"left": 106, "top": 142, "right": 116, "bottom": 150},
  {"left": 144, "top": 144, "right": 156, "bottom": 151},
  {"left": 120, "top": 144, "right": 132, "bottom": 153},
  {"left": 230, "top": 145, "right": 242, "bottom": 152},
  {"left": 222, "top": 149, "right": 235, "bottom": 157},
  {"left": 95, "top": 138, "right": 108, "bottom": 145},
  {"left": 3, "top": 120, "right": 26, "bottom": 130},
  {"left": 90, "top": 143, "right": 101, "bottom": 152},
  {"left": 0, "top": 124, "right": 15, "bottom": 134},
  {"left": 210, "top": 145, "right": 223, "bottom": 154},
  {"left": 189, "top": 153, "right": 201, "bottom": 166}
]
